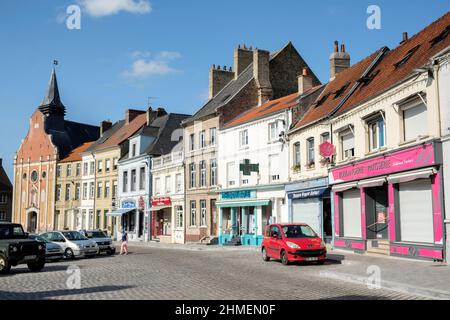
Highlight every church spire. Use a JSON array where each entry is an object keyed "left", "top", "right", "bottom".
[{"left": 38, "top": 67, "right": 66, "bottom": 116}]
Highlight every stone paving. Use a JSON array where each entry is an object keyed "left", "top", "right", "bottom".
[{"left": 0, "top": 244, "right": 427, "bottom": 300}]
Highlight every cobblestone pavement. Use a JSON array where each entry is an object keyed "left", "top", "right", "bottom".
[{"left": 0, "top": 245, "right": 425, "bottom": 300}]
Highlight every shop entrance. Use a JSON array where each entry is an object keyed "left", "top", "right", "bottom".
[
  {"left": 365, "top": 185, "right": 389, "bottom": 240},
  {"left": 322, "top": 198, "right": 332, "bottom": 242}
]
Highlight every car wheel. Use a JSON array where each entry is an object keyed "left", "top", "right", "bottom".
[
  {"left": 107, "top": 250, "right": 115, "bottom": 256},
  {"left": 27, "top": 258, "right": 46, "bottom": 272},
  {"left": 261, "top": 248, "right": 270, "bottom": 262},
  {"left": 280, "top": 250, "right": 290, "bottom": 266},
  {"left": 0, "top": 254, "right": 11, "bottom": 274},
  {"left": 65, "top": 248, "right": 75, "bottom": 260}
]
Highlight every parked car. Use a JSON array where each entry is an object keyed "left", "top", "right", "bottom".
[
  {"left": 0, "top": 222, "right": 46, "bottom": 274},
  {"left": 29, "top": 234, "right": 64, "bottom": 261},
  {"left": 39, "top": 231, "right": 99, "bottom": 259},
  {"left": 79, "top": 230, "right": 116, "bottom": 256},
  {"left": 261, "top": 223, "right": 327, "bottom": 266}
]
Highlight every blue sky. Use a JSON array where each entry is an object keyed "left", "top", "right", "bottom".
[{"left": 0, "top": 0, "right": 449, "bottom": 178}]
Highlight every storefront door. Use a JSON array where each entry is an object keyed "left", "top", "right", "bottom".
[{"left": 365, "top": 186, "right": 389, "bottom": 240}]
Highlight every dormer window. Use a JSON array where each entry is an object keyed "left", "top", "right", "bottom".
[{"left": 131, "top": 143, "right": 137, "bottom": 157}]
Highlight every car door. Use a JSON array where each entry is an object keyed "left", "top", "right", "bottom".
[
  {"left": 271, "top": 226, "right": 283, "bottom": 259},
  {"left": 52, "top": 232, "right": 67, "bottom": 250}
]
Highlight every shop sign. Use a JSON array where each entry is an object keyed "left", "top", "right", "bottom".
[
  {"left": 122, "top": 200, "right": 136, "bottom": 209},
  {"left": 152, "top": 197, "right": 171, "bottom": 206},
  {"left": 240, "top": 159, "right": 259, "bottom": 176},
  {"left": 319, "top": 141, "right": 335, "bottom": 158},
  {"left": 221, "top": 190, "right": 253, "bottom": 200},
  {"left": 330, "top": 143, "right": 435, "bottom": 183},
  {"left": 292, "top": 188, "right": 326, "bottom": 199}
]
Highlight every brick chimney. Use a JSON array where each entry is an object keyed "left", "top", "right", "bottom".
[
  {"left": 126, "top": 109, "right": 145, "bottom": 124},
  {"left": 233, "top": 44, "right": 253, "bottom": 79},
  {"left": 400, "top": 32, "right": 408, "bottom": 44},
  {"left": 298, "top": 68, "right": 313, "bottom": 95},
  {"left": 329, "top": 41, "right": 351, "bottom": 80},
  {"left": 253, "top": 49, "right": 273, "bottom": 105},
  {"left": 209, "top": 65, "right": 235, "bottom": 99},
  {"left": 146, "top": 107, "right": 154, "bottom": 126},
  {"left": 100, "top": 120, "right": 112, "bottom": 136}
]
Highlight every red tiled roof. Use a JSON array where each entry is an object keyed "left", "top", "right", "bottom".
[
  {"left": 60, "top": 142, "right": 94, "bottom": 163},
  {"left": 294, "top": 11, "right": 450, "bottom": 129}
]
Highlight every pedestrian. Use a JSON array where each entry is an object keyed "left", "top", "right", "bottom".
[{"left": 120, "top": 229, "right": 129, "bottom": 255}]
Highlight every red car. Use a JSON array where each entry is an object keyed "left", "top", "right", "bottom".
[{"left": 261, "top": 223, "right": 327, "bottom": 265}]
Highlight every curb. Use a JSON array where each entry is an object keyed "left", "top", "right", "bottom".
[{"left": 319, "top": 270, "right": 450, "bottom": 300}]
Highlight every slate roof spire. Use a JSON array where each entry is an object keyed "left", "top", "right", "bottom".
[{"left": 38, "top": 68, "right": 66, "bottom": 116}]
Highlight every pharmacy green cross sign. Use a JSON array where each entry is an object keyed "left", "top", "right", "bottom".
[{"left": 240, "top": 159, "right": 259, "bottom": 176}]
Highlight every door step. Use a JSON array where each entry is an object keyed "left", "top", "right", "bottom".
[{"left": 367, "top": 240, "right": 390, "bottom": 255}]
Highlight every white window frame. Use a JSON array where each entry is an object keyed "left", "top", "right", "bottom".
[
  {"left": 190, "top": 201, "right": 196, "bottom": 227},
  {"left": 200, "top": 161, "right": 207, "bottom": 187},
  {"left": 210, "top": 128, "right": 216, "bottom": 146},
  {"left": 200, "top": 200, "right": 207, "bottom": 227},
  {"left": 340, "top": 129, "right": 355, "bottom": 160},
  {"left": 200, "top": 130, "right": 206, "bottom": 149},
  {"left": 239, "top": 129, "right": 249, "bottom": 148}
]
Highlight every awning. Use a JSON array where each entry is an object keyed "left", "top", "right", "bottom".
[
  {"left": 106, "top": 208, "right": 135, "bottom": 217},
  {"left": 357, "top": 176, "right": 387, "bottom": 188},
  {"left": 216, "top": 199, "right": 271, "bottom": 208},
  {"left": 331, "top": 182, "right": 358, "bottom": 193},
  {"left": 387, "top": 168, "right": 436, "bottom": 184},
  {"left": 151, "top": 205, "right": 171, "bottom": 211}
]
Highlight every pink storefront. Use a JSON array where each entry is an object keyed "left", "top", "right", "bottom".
[{"left": 330, "top": 141, "right": 445, "bottom": 261}]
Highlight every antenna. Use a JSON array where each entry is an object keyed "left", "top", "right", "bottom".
[{"left": 147, "top": 96, "right": 157, "bottom": 108}]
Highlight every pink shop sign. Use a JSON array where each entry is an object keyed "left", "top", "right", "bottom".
[{"left": 330, "top": 143, "right": 436, "bottom": 183}]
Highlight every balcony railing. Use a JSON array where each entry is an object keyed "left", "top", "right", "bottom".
[{"left": 152, "top": 151, "right": 183, "bottom": 169}]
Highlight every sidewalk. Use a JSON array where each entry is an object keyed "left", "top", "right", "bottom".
[{"left": 321, "top": 249, "right": 450, "bottom": 300}]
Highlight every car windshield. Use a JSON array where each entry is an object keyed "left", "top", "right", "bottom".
[
  {"left": 87, "top": 231, "right": 108, "bottom": 238},
  {"left": 282, "top": 225, "right": 318, "bottom": 239},
  {"left": 62, "top": 231, "right": 87, "bottom": 241},
  {"left": 0, "top": 225, "right": 26, "bottom": 239}
]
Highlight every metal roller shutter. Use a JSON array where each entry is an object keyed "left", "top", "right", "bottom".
[
  {"left": 342, "top": 189, "right": 362, "bottom": 238},
  {"left": 292, "top": 198, "right": 321, "bottom": 235},
  {"left": 399, "top": 179, "right": 434, "bottom": 243}
]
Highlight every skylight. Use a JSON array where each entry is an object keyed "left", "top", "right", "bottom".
[
  {"left": 430, "top": 25, "right": 450, "bottom": 47},
  {"left": 394, "top": 45, "right": 421, "bottom": 69}
]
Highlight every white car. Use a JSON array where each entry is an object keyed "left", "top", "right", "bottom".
[{"left": 40, "top": 231, "right": 99, "bottom": 259}]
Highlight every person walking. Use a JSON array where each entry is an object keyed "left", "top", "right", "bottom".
[{"left": 120, "top": 229, "right": 129, "bottom": 255}]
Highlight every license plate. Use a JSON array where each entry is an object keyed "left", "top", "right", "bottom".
[
  {"left": 305, "top": 257, "right": 318, "bottom": 261},
  {"left": 24, "top": 255, "right": 36, "bottom": 260}
]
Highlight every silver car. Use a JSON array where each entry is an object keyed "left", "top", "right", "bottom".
[
  {"left": 29, "top": 234, "right": 64, "bottom": 261},
  {"left": 79, "top": 230, "right": 116, "bottom": 256},
  {"left": 40, "top": 231, "right": 99, "bottom": 259}
]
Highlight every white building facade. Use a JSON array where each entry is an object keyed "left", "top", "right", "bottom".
[{"left": 79, "top": 153, "right": 96, "bottom": 231}]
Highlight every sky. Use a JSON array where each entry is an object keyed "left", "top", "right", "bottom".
[{"left": 0, "top": 0, "right": 449, "bottom": 179}]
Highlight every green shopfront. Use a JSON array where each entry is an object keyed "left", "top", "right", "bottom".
[{"left": 217, "top": 189, "right": 272, "bottom": 246}]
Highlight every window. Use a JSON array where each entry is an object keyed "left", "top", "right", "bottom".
[
  {"left": 307, "top": 138, "right": 315, "bottom": 165},
  {"left": 269, "top": 154, "right": 280, "bottom": 182},
  {"left": 132, "top": 143, "right": 137, "bottom": 157},
  {"left": 189, "top": 163, "right": 196, "bottom": 188},
  {"left": 240, "top": 129, "right": 249, "bottom": 147},
  {"left": 56, "top": 185, "right": 61, "bottom": 201},
  {"left": 293, "top": 142, "right": 301, "bottom": 167},
  {"left": 83, "top": 183, "right": 88, "bottom": 200},
  {"left": 130, "top": 169, "right": 137, "bottom": 192},
  {"left": 342, "top": 189, "right": 362, "bottom": 238},
  {"left": 340, "top": 129, "right": 355, "bottom": 160},
  {"left": 97, "top": 182, "right": 103, "bottom": 199},
  {"left": 123, "top": 171, "right": 128, "bottom": 193},
  {"left": 105, "top": 159, "right": 111, "bottom": 173},
  {"left": 89, "top": 182, "right": 95, "bottom": 199},
  {"left": 0, "top": 211, "right": 7, "bottom": 221},
  {"left": 200, "top": 200, "right": 207, "bottom": 226},
  {"left": 321, "top": 132, "right": 330, "bottom": 143},
  {"left": 96, "top": 210, "right": 101, "bottom": 229},
  {"left": 189, "top": 134, "right": 195, "bottom": 151},
  {"left": 176, "top": 206, "right": 183, "bottom": 228},
  {"left": 64, "top": 184, "right": 71, "bottom": 201},
  {"left": 66, "top": 165, "right": 72, "bottom": 177},
  {"left": 210, "top": 159, "right": 217, "bottom": 186},
  {"left": 200, "top": 161, "right": 207, "bottom": 187},
  {"left": 98, "top": 160, "right": 103, "bottom": 173},
  {"left": 165, "top": 176, "right": 171, "bottom": 193},
  {"left": 105, "top": 181, "right": 110, "bottom": 198},
  {"left": 210, "top": 128, "right": 216, "bottom": 146},
  {"left": 113, "top": 158, "right": 118, "bottom": 171},
  {"left": 139, "top": 167, "right": 146, "bottom": 190},
  {"left": 112, "top": 181, "right": 118, "bottom": 198},
  {"left": 227, "top": 162, "right": 235, "bottom": 187},
  {"left": 268, "top": 122, "right": 278, "bottom": 142},
  {"left": 90, "top": 162, "right": 95, "bottom": 175},
  {"left": 75, "top": 183, "right": 81, "bottom": 200},
  {"left": 83, "top": 163, "right": 88, "bottom": 176},
  {"left": 200, "top": 130, "right": 206, "bottom": 148},
  {"left": 0, "top": 194, "right": 7, "bottom": 204},
  {"left": 190, "top": 201, "right": 196, "bottom": 226},
  {"left": 176, "top": 173, "right": 182, "bottom": 192},
  {"left": 56, "top": 165, "right": 61, "bottom": 178},
  {"left": 103, "top": 210, "right": 109, "bottom": 229},
  {"left": 155, "top": 178, "right": 161, "bottom": 195},
  {"left": 402, "top": 100, "right": 428, "bottom": 141},
  {"left": 368, "top": 116, "right": 386, "bottom": 151},
  {"left": 76, "top": 163, "right": 81, "bottom": 176}
]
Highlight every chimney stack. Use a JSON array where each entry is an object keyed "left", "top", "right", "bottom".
[
  {"left": 329, "top": 40, "right": 351, "bottom": 80},
  {"left": 298, "top": 68, "right": 313, "bottom": 95},
  {"left": 253, "top": 49, "right": 273, "bottom": 105},
  {"left": 146, "top": 107, "right": 154, "bottom": 126},
  {"left": 209, "top": 64, "right": 235, "bottom": 99},
  {"left": 401, "top": 32, "right": 408, "bottom": 44},
  {"left": 234, "top": 45, "right": 253, "bottom": 79},
  {"left": 126, "top": 109, "right": 145, "bottom": 124},
  {"left": 100, "top": 120, "right": 112, "bottom": 136}
]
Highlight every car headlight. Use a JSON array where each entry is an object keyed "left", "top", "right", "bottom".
[
  {"left": 38, "top": 244, "right": 44, "bottom": 251},
  {"left": 286, "top": 241, "right": 300, "bottom": 249},
  {"left": 9, "top": 244, "right": 19, "bottom": 253}
]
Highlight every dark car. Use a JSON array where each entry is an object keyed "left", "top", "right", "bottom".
[
  {"left": 0, "top": 222, "right": 46, "bottom": 274},
  {"left": 29, "top": 235, "right": 64, "bottom": 261},
  {"left": 79, "top": 230, "right": 116, "bottom": 256}
]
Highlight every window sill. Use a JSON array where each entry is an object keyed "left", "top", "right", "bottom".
[
  {"left": 399, "top": 135, "right": 430, "bottom": 146},
  {"left": 199, "top": 225, "right": 208, "bottom": 229},
  {"left": 239, "top": 145, "right": 249, "bottom": 150},
  {"left": 365, "top": 147, "right": 388, "bottom": 157}
]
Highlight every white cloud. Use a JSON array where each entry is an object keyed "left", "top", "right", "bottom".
[
  {"left": 122, "top": 51, "right": 181, "bottom": 78},
  {"left": 78, "top": 0, "right": 152, "bottom": 17}
]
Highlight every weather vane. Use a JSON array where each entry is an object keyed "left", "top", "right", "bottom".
[{"left": 53, "top": 60, "right": 59, "bottom": 66}]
